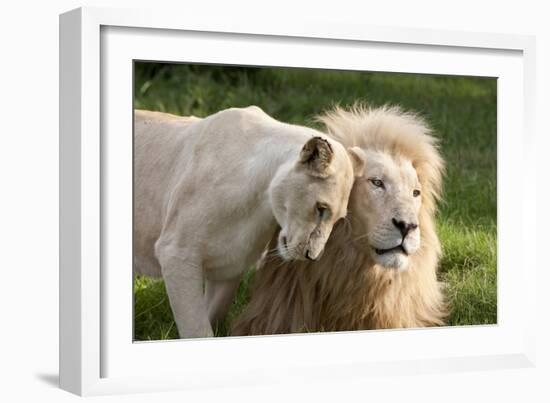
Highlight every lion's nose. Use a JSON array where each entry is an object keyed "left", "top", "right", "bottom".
[{"left": 392, "top": 218, "right": 418, "bottom": 237}]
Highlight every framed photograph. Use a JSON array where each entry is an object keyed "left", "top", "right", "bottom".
[{"left": 60, "top": 6, "right": 537, "bottom": 396}]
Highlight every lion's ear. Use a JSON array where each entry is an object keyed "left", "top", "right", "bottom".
[
  {"left": 347, "top": 146, "right": 366, "bottom": 177},
  {"left": 299, "top": 136, "right": 334, "bottom": 178}
]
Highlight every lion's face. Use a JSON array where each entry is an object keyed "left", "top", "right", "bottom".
[
  {"left": 349, "top": 150, "right": 422, "bottom": 271},
  {"left": 271, "top": 137, "right": 365, "bottom": 261}
]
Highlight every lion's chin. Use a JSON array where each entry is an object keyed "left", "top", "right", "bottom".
[{"left": 374, "top": 252, "right": 410, "bottom": 272}]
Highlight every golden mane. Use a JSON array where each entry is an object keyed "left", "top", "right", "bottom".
[{"left": 231, "top": 105, "right": 447, "bottom": 335}]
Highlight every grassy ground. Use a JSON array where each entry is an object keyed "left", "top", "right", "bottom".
[{"left": 133, "top": 63, "right": 497, "bottom": 340}]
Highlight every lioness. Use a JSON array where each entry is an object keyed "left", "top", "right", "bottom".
[{"left": 134, "top": 106, "right": 365, "bottom": 338}]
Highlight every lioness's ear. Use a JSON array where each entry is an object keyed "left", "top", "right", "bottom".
[
  {"left": 299, "top": 136, "right": 334, "bottom": 178},
  {"left": 347, "top": 146, "right": 366, "bottom": 177}
]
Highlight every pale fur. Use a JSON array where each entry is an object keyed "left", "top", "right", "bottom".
[
  {"left": 133, "top": 106, "right": 365, "bottom": 338},
  {"left": 231, "top": 105, "right": 447, "bottom": 335}
]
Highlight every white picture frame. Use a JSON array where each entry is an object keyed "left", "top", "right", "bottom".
[{"left": 59, "top": 6, "right": 537, "bottom": 396}]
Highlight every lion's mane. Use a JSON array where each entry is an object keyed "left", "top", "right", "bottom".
[{"left": 231, "top": 105, "right": 447, "bottom": 335}]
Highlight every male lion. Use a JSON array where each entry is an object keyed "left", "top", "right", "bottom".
[
  {"left": 134, "top": 106, "right": 366, "bottom": 338},
  {"left": 231, "top": 105, "right": 446, "bottom": 335}
]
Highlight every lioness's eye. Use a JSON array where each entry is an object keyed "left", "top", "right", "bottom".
[
  {"left": 413, "top": 189, "right": 421, "bottom": 197},
  {"left": 316, "top": 203, "right": 328, "bottom": 219},
  {"left": 369, "top": 178, "right": 384, "bottom": 189}
]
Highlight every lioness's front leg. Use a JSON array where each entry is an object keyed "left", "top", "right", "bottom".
[
  {"left": 156, "top": 246, "right": 213, "bottom": 338},
  {"left": 206, "top": 277, "right": 241, "bottom": 329}
]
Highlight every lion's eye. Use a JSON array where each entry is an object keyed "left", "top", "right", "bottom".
[
  {"left": 369, "top": 179, "right": 385, "bottom": 189},
  {"left": 413, "top": 189, "right": 421, "bottom": 197}
]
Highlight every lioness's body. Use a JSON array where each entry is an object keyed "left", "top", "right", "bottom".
[
  {"left": 134, "top": 106, "right": 362, "bottom": 338},
  {"left": 134, "top": 108, "right": 282, "bottom": 281}
]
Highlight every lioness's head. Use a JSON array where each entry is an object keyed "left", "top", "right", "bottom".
[
  {"left": 319, "top": 105, "right": 444, "bottom": 271},
  {"left": 270, "top": 136, "right": 365, "bottom": 261}
]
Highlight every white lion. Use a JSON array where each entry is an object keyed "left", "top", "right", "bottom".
[
  {"left": 133, "top": 106, "right": 365, "bottom": 338},
  {"left": 232, "top": 105, "right": 446, "bottom": 335}
]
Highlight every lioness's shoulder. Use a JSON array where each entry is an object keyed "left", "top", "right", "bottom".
[
  {"left": 213, "top": 105, "right": 269, "bottom": 121},
  {"left": 200, "top": 106, "right": 276, "bottom": 135}
]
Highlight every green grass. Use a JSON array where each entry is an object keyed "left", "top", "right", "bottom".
[{"left": 133, "top": 63, "right": 497, "bottom": 340}]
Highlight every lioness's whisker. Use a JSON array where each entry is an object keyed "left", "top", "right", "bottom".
[{"left": 263, "top": 241, "right": 305, "bottom": 260}]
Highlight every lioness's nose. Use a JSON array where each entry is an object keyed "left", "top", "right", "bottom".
[
  {"left": 305, "top": 249, "right": 320, "bottom": 261},
  {"left": 392, "top": 218, "right": 418, "bottom": 237}
]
